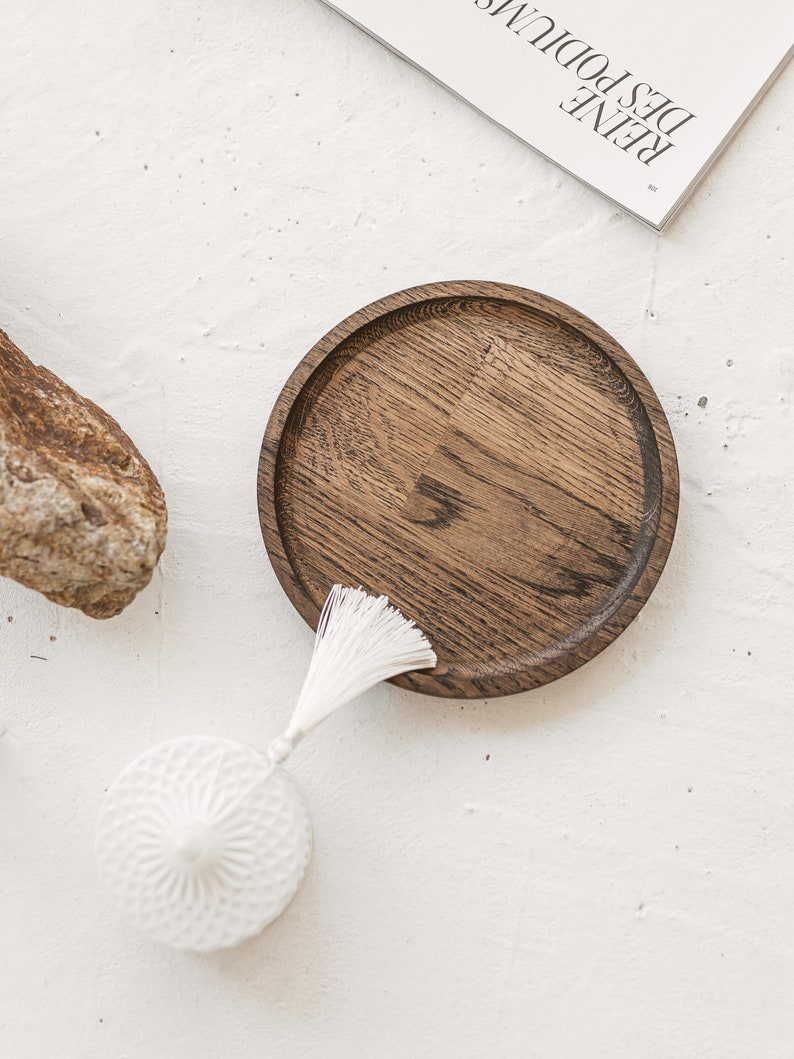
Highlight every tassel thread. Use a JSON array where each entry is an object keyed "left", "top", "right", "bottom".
[{"left": 268, "top": 585, "right": 436, "bottom": 763}]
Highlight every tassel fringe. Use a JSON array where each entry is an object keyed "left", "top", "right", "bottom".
[{"left": 268, "top": 585, "right": 436, "bottom": 763}]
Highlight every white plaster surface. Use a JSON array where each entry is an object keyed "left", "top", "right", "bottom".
[{"left": 1, "top": 2, "right": 792, "bottom": 1056}]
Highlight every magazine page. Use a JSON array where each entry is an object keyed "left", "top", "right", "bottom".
[{"left": 321, "top": 0, "right": 794, "bottom": 228}]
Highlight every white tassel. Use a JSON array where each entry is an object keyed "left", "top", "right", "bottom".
[{"left": 268, "top": 585, "right": 436, "bottom": 763}]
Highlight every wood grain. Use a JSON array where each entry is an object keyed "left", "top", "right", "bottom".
[{"left": 258, "top": 281, "right": 679, "bottom": 699}]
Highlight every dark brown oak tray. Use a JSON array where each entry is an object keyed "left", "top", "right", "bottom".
[{"left": 258, "top": 281, "right": 679, "bottom": 699}]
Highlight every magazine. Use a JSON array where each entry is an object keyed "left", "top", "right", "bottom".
[{"left": 318, "top": 0, "right": 794, "bottom": 229}]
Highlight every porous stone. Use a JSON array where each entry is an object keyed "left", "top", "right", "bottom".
[{"left": 0, "top": 329, "right": 167, "bottom": 618}]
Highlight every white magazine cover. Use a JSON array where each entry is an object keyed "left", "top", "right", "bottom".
[{"left": 319, "top": 0, "right": 794, "bottom": 229}]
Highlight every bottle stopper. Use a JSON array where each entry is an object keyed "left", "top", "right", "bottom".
[{"left": 95, "top": 585, "right": 436, "bottom": 951}]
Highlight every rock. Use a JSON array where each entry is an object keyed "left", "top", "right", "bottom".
[{"left": 0, "top": 329, "right": 167, "bottom": 618}]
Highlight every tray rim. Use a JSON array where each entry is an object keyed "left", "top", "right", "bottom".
[{"left": 257, "top": 279, "right": 680, "bottom": 699}]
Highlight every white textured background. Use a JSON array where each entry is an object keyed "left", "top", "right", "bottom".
[{"left": 1, "top": 2, "right": 792, "bottom": 1056}]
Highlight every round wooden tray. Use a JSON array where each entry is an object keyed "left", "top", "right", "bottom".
[{"left": 258, "top": 281, "right": 679, "bottom": 699}]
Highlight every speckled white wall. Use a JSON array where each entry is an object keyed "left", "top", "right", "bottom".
[{"left": 1, "top": 2, "right": 793, "bottom": 1056}]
